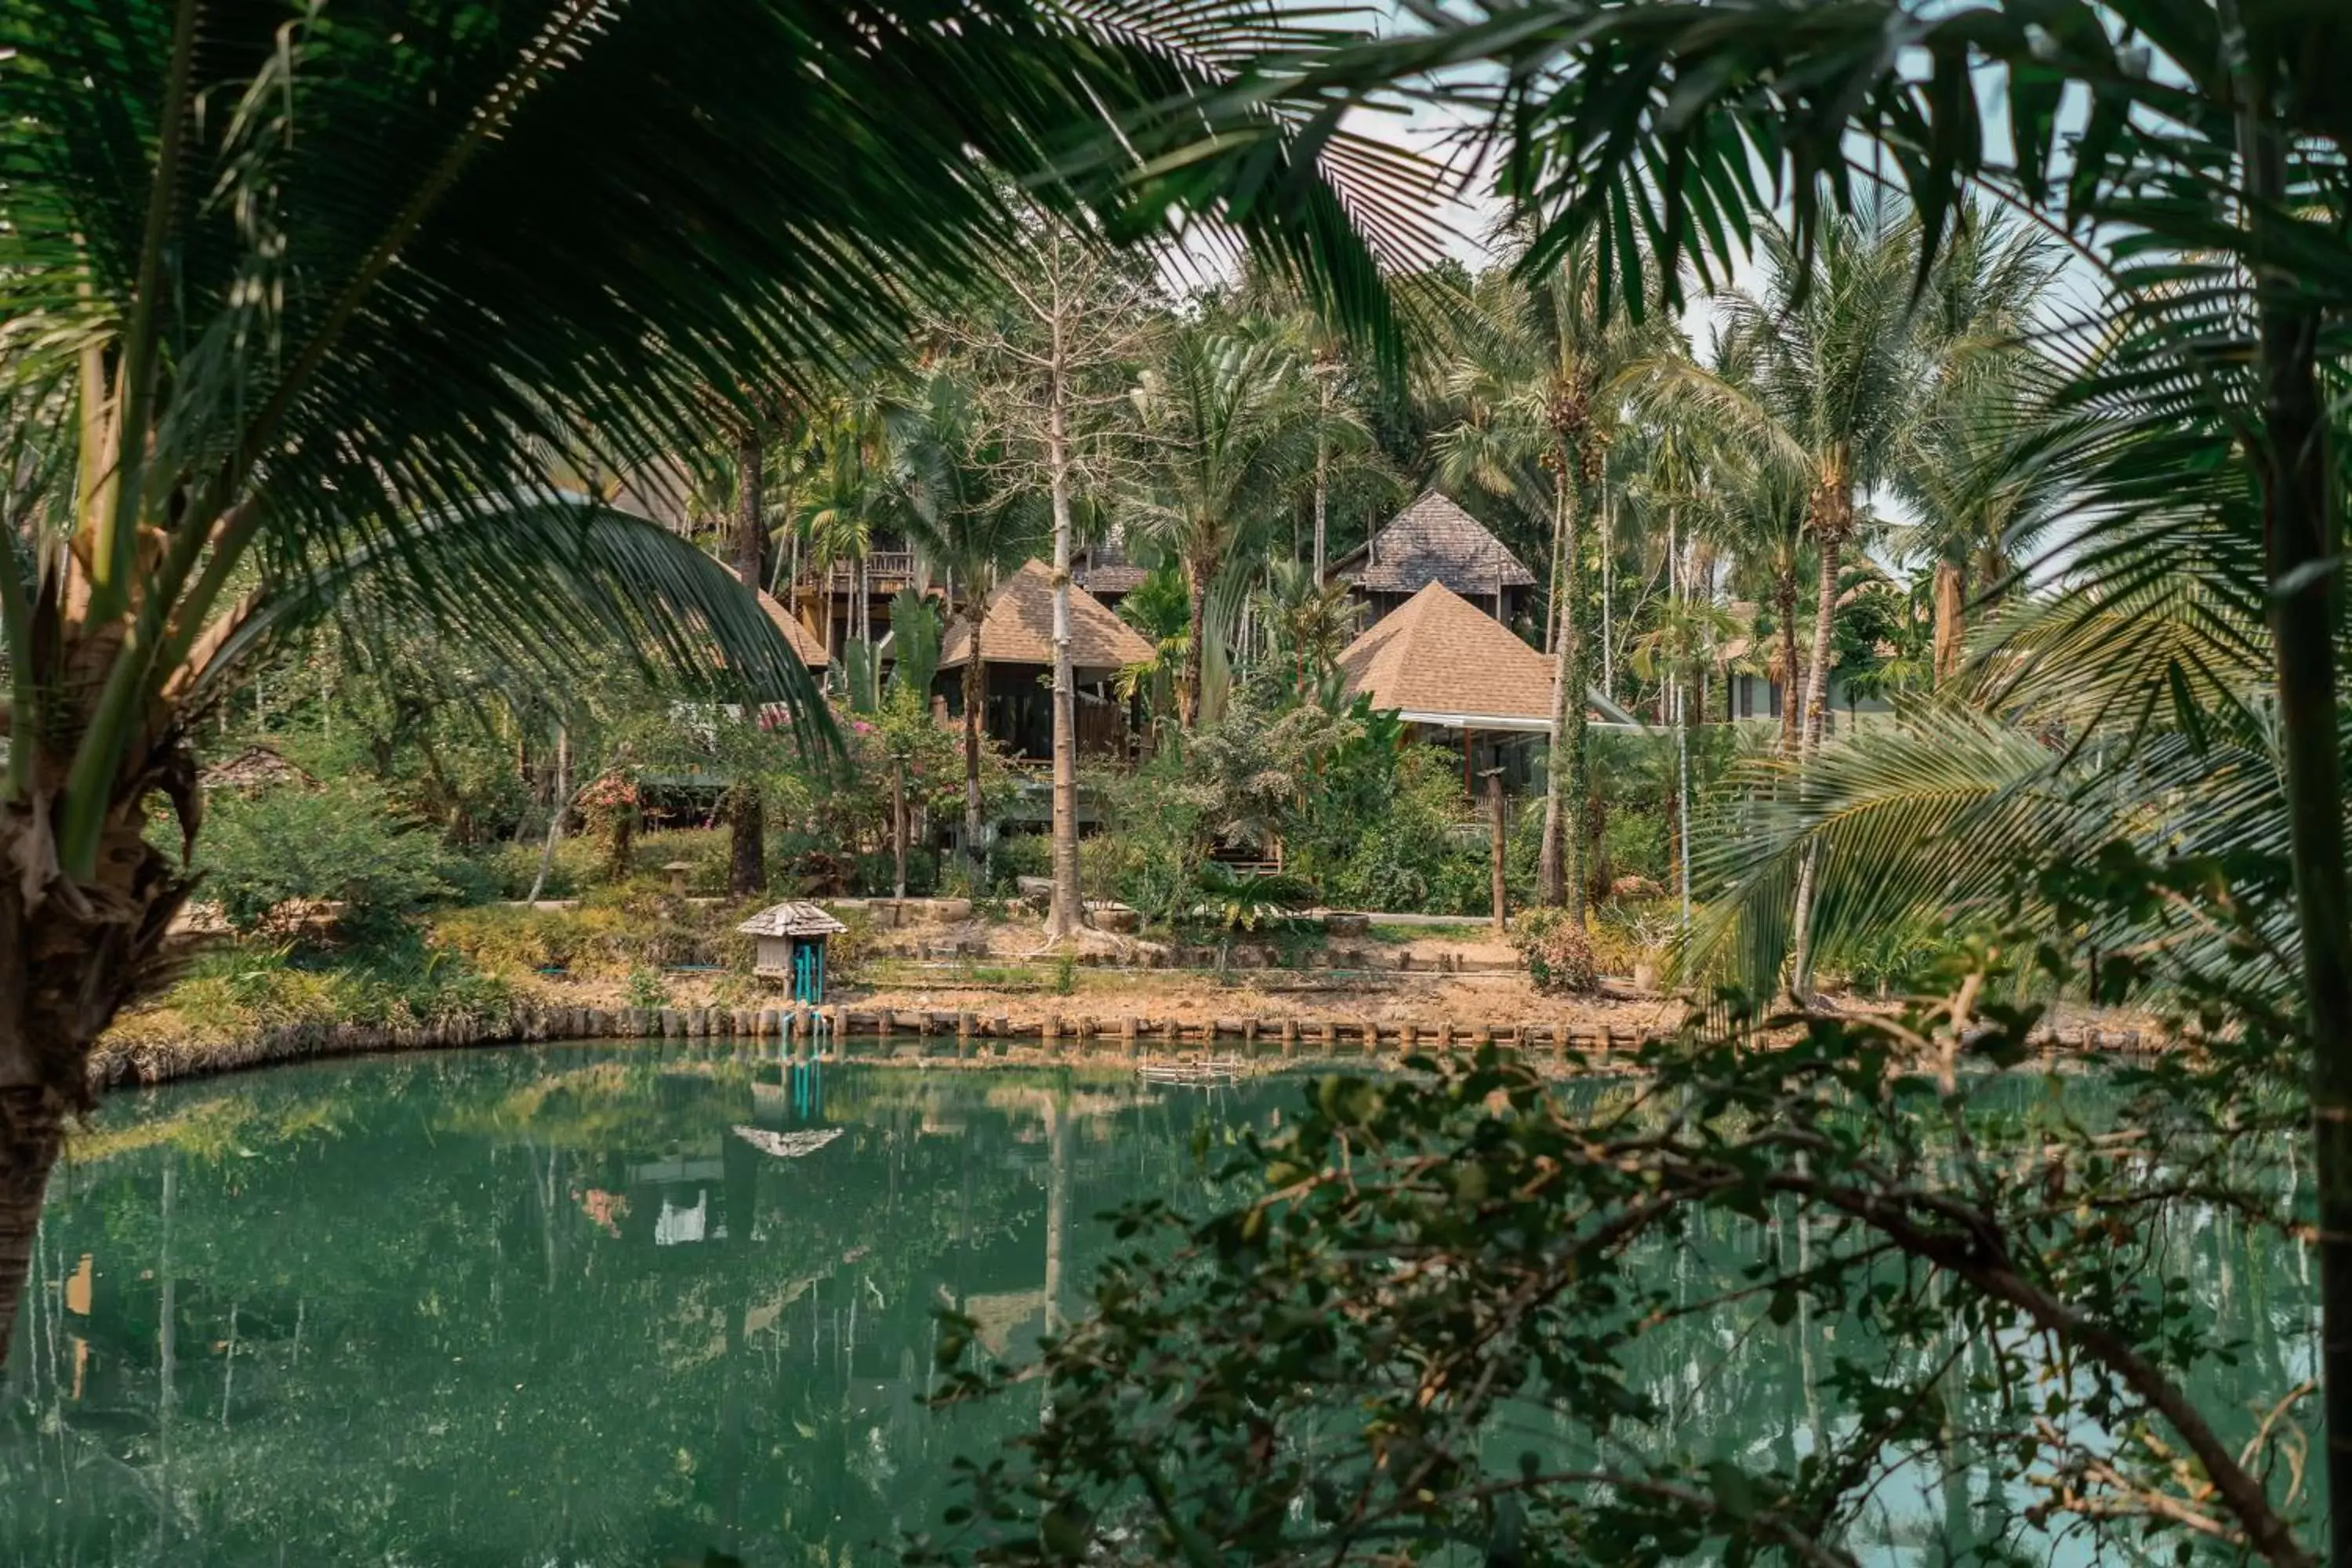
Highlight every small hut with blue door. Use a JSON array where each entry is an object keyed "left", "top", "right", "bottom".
[{"left": 739, "top": 902, "right": 848, "bottom": 1003}]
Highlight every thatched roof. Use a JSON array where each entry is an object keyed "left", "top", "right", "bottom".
[
  {"left": 1336, "top": 490, "right": 1534, "bottom": 597},
  {"left": 757, "top": 590, "right": 830, "bottom": 670},
  {"left": 937, "top": 557, "right": 1154, "bottom": 673},
  {"left": 738, "top": 901, "right": 848, "bottom": 938},
  {"left": 198, "top": 745, "right": 318, "bottom": 793}
]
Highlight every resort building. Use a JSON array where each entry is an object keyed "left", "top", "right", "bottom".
[
  {"left": 1334, "top": 580, "right": 1636, "bottom": 789},
  {"left": 936, "top": 558, "right": 1155, "bottom": 762},
  {"left": 1333, "top": 490, "right": 1537, "bottom": 633}
]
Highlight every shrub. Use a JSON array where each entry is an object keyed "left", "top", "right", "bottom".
[
  {"left": 1511, "top": 906, "right": 1599, "bottom": 993},
  {"left": 200, "top": 780, "right": 460, "bottom": 938},
  {"left": 987, "top": 830, "right": 1054, "bottom": 895}
]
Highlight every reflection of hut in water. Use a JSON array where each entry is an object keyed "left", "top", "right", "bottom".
[{"left": 739, "top": 902, "right": 848, "bottom": 1002}]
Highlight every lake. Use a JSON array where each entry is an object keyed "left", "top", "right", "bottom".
[{"left": 1, "top": 1045, "right": 2318, "bottom": 1565}]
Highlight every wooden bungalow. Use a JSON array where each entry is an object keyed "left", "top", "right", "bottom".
[
  {"left": 936, "top": 558, "right": 1153, "bottom": 762},
  {"left": 1333, "top": 490, "right": 1537, "bottom": 633},
  {"left": 1335, "top": 581, "right": 1637, "bottom": 790}
]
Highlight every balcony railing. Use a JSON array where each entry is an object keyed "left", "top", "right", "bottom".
[{"left": 801, "top": 551, "right": 917, "bottom": 590}]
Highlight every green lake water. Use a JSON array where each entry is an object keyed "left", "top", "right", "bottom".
[{"left": 1, "top": 1045, "right": 2320, "bottom": 1565}]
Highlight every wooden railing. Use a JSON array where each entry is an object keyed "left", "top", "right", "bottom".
[{"left": 801, "top": 551, "right": 916, "bottom": 590}]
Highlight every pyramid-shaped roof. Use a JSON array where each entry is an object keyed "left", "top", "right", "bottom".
[
  {"left": 1338, "top": 582, "right": 1557, "bottom": 729},
  {"left": 1337, "top": 489, "right": 1535, "bottom": 596},
  {"left": 938, "top": 558, "right": 1155, "bottom": 673}
]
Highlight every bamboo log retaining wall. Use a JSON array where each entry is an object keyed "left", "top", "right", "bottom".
[
  {"left": 85, "top": 1004, "right": 2165, "bottom": 1092},
  {"left": 874, "top": 942, "right": 1518, "bottom": 974}
]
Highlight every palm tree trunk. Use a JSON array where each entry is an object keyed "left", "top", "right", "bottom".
[
  {"left": 2237, "top": 85, "right": 2352, "bottom": 1568},
  {"left": 1312, "top": 377, "right": 1330, "bottom": 585},
  {"left": 1179, "top": 554, "right": 1208, "bottom": 731},
  {"left": 727, "top": 790, "right": 764, "bottom": 897},
  {"left": 1932, "top": 557, "right": 1965, "bottom": 684},
  {"left": 892, "top": 758, "right": 909, "bottom": 899},
  {"left": 1786, "top": 515, "right": 1846, "bottom": 999},
  {"left": 1538, "top": 466, "right": 1587, "bottom": 920},
  {"left": 1798, "top": 522, "right": 1840, "bottom": 750},
  {"left": 733, "top": 426, "right": 764, "bottom": 586},
  {"left": 1775, "top": 574, "right": 1802, "bottom": 756},
  {"left": 963, "top": 608, "right": 986, "bottom": 879},
  {"left": 0, "top": 1081, "right": 64, "bottom": 1362}
]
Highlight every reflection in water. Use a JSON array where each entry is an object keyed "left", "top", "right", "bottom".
[
  {"left": 0, "top": 1051, "right": 2314, "bottom": 1566},
  {"left": 3, "top": 1047, "right": 1247, "bottom": 1567}
]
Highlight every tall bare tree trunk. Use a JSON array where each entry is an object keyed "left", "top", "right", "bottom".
[
  {"left": 963, "top": 608, "right": 986, "bottom": 880},
  {"left": 1045, "top": 289, "right": 1083, "bottom": 941},
  {"left": 525, "top": 725, "right": 572, "bottom": 904},
  {"left": 1785, "top": 506, "right": 1847, "bottom": 1000},
  {"left": 1932, "top": 557, "right": 1965, "bottom": 685}
]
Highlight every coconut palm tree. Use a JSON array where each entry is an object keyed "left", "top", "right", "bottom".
[
  {"left": 1129, "top": 325, "right": 1327, "bottom": 728},
  {"left": 1428, "top": 236, "right": 1682, "bottom": 917},
  {"left": 1894, "top": 212, "right": 2071, "bottom": 684},
  {"left": 895, "top": 369, "right": 1045, "bottom": 877},
  {"left": 0, "top": 0, "right": 1437, "bottom": 1356}
]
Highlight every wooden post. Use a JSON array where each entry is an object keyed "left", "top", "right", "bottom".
[
  {"left": 1486, "top": 768, "right": 1507, "bottom": 936},
  {"left": 1279, "top": 1018, "right": 1298, "bottom": 1057}
]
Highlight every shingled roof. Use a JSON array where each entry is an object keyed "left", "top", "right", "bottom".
[
  {"left": 1338, "top": 582, "right": 1639, "bottom": 732},
  {"left": 938, "top": 558, "right": 1155, "bottom": 673},
  {"left": 737, "top": 901, "right": 848, "bottom": 938},
  {"left": 1073, "top": 535, "right": 1149, "bottom": 598},
  {"left": 1337, "top": 490, "right": 1535, "bottom": 597}
]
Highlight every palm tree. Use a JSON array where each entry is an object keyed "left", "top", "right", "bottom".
[
  {"left": 1404, "top": 13, "right": 2348, "bottom": 1553},
  {"left": 1895, "top": 211, "right": 2069, "bottom": 684},
  {"left": 1130, "top": 325, "right": 1327, "bottom": 728},
  {"left": 1429, "top": 238, "right": 1680, "bottom": 917},
  {"left": 1115, "top": 561, "right": 1192, "bottom": 749},
  {"left": 0, "top": 0, "right": 1432, "bottom": 1355},
  {"left": 1254, "top": 557, "right": 1363, "bottom": 689},
  {"left": 895, "top": 369, "right": 1044, "bottom": 878}
]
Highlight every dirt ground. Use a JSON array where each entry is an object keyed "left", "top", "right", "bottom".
[{"left": 514, "top": 906, "right": 1692, "bottom": 1033}]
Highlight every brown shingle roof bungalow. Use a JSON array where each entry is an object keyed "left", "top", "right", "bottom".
[
  {"left": 1337, "top": 581, "right": 1638, "bottom": 732},
  {"left": 1335, "top": 490, "right": 1536, "bottom": 597},
  {"left": 938, "top": 557, "right": 1153, "bottom": 677}
]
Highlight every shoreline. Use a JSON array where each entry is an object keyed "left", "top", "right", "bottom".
[{"left": 85, "top": 998, "right": 2170, "bottom": 1094}]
